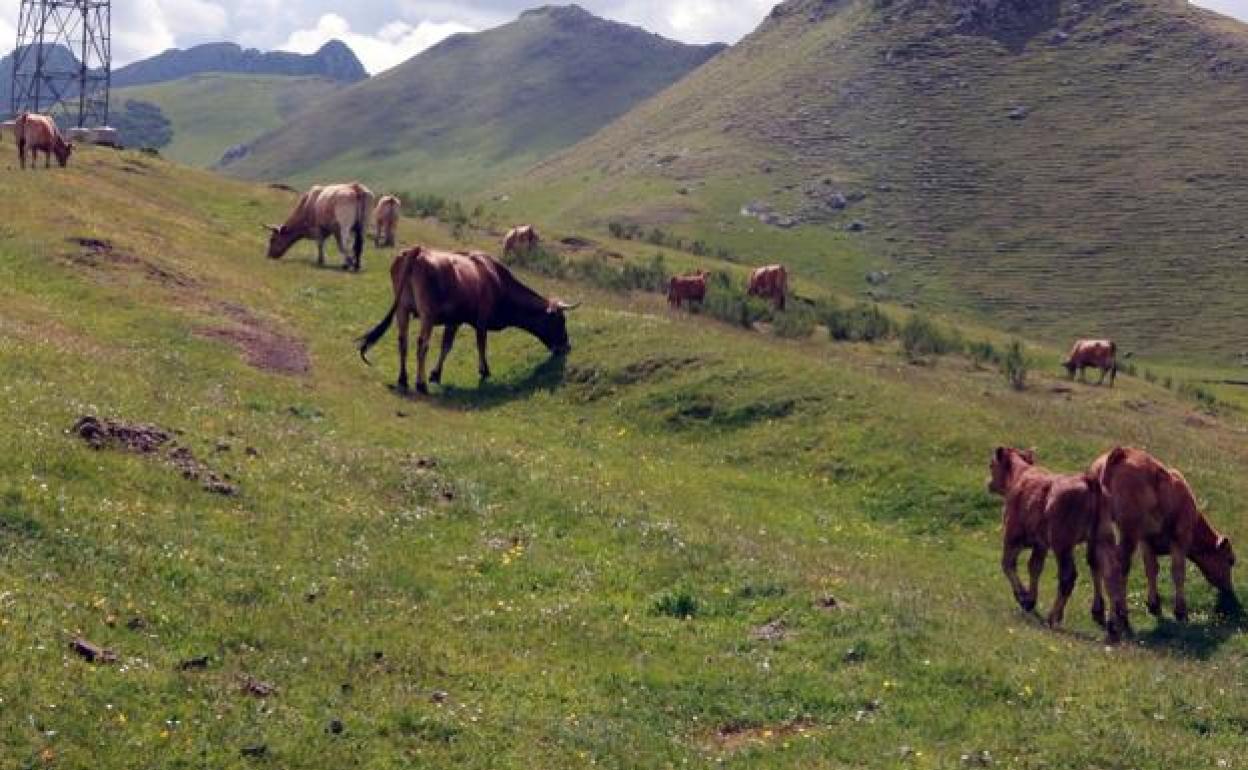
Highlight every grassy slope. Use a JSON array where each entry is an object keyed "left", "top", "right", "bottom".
[
  {"left": 1, "top": 149, "right": 1247, "bottom": 769},
  {"left": 113, "top": 74, "right": 342, "bottom": 167},
  {"left": 513, "top": 0, "right": 1248, "bottom": 365},
  {"left": 223, "top": 7, "right": 724, "bottom": 196}
]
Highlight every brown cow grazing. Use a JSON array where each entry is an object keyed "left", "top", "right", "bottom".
[
  {"left": 373, "top": 195, "right": 401, "bottom": 248},
  {"left": 989, "top": 447, "right": 1126, "bottom": 641},
  {"left": 668, "top": 270, "right": 709, "bottom": 309},
  {"left": 357, "top": 247, "right": 579, "bottom": 394},
  {"left": 1063, "top": 339, "right": 1119, "bottom": 386},
  {"left": 16, "top": 113, "right": 73, "bottom": 169},
  {"left": 748, "top": 264, "right": 788, "bottom": 311},
  {"left": 1091, "top": 447, "right": 1237, "bottom": 626},
  {"left": 265, "top": 183, "right": 375, "bottom": 271},
  {"left": 503, "top": 225, "right": 540, "bottom": 256}
]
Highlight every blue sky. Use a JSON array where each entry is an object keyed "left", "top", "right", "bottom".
[{"left": 0, "top": 1, "right": 1245, "bottom": 74}]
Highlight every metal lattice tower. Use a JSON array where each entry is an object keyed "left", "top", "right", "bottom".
[{"left": 10, "top": 1, "right": 111, "bottom": 127}]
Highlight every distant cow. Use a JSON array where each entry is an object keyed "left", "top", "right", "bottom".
[
  {"left": 16, "top": 113, "right": 73, "bottom": 169},
  {"left": 503, "top": 225, "right": 540, "bottom": 256},
  {"left": 358, "top": 247, "right": 579, "bottom": 394},
  {"left": 265, "top": 183, "right": 375, "bottom": 271},
  {"left": 748, "top": 264, "right": 788, "bottom": 311},
  {"left": 1063, "top": 339, "right": 1119, "bottom": 386},
  {"left": 989, "top": 447, "right": 1125, "bottom": 641},
  {"left": 668, "top": 270, "right": 709, "bottom": 309},
  {"left": 1090, "top": 447, "right": 1237, "bottom": 626},
  {"left": 373, "top": 195, "right": 401, "bottom": 248}
]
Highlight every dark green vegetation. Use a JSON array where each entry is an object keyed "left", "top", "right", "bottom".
[
  {"left": 111, "top": 75, "right": 345, "bottom": 167},
  {"left": 111, "top": 100, "right": 174, "bottom": 150},
  {"left": 111, "top": 41, "right": 367, "bottom": 88},
  {"left": 225, "top": 5, "right": 725, "bottom": 195},
  {"left": 2, "top": 149, "right": 1246, "bottom": 768},
  {"left": 514, "top": 0, "right": 1248, "bottom": 364}
]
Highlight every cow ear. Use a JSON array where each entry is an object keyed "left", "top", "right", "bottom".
[
  {"left": 1021, "top": 448, "right": 1036, "bottom": 465},
  {"left": 993, "top": 447, "right": 1007, "bottom": 464},
  {"left": 1218, "top": 536, "right": 1232, "bottom": 553}
]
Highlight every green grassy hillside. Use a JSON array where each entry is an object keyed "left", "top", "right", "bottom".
[
  {"left": 514, "top": 0, "right": 1248, "bottom": 365},
  {"left": 222, "top": 5, "right": 725, "bottom": 195},
  {"left": 112, "top": 74, "right": 343, "bottom": 167},
  {"left": 1, "top": 147, "right": 1247, "bottom": 768}
]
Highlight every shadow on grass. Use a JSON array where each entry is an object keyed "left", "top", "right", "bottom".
[
  {"left": 399, "top": 355, "right": 569, "bottom": 411},
  {"left": 1136, "top": 597, "right": 1247, "bottom": 659}
]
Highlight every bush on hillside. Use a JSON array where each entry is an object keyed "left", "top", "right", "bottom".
[
  {"left": 1003, "top": 340, "right": 1028, "bottom": 390},
  {"left": 901, "top": 314, "right": 963, "bottom": 360},
  {"left": 819, "top": 300, "right": 896, "bottom": 343},
  {"left": 113, "top": 100, "right": 173, "bottom": 149},
  {"left": 772, "top": 303, "right": 820, "bottom": 339}
]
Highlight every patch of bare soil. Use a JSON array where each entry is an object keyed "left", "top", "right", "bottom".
[
  {"left": 62, "top": 237, "right": 197, "bottom": 289},
  {"left": 196, "top": 303, "right": 310, "bottom": 376},
  {"left": 704, "top": 720, "right": 819, "bottom": 754},
  {"left": 71, "top": 416, "right": 239, "bottom": 496}
]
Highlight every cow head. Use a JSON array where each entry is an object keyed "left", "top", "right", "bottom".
[
  {"left": 988, "top": 446, "right": 1035, "bottom": 495},
  {"left": 1062, "top": 358, "right": 1078, "bottom": 377},
  {"left": 534, "top": 300, "right": 579, "bottom": 355},
  {"left": 54, "top": 139, "right": 74, "bottom": 167},
  {"left": 1193, "top": 534, "right": 1238, "bottom": 600},
  {"left": 263, "top": 224, "right": 298, "bottom": 259}
]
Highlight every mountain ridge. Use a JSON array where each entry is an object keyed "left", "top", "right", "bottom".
[{"left": 111, "top": 40, "right": 367, "bottom": 88}]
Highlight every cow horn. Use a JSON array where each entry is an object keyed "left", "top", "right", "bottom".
[
  {"left": 262, "top": 224, "right": 279, "bottom": 233},
  {"left": 555, "top": 300, "right": 581, "bottom": 311}
]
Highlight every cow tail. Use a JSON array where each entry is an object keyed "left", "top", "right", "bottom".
[
  {"left": 357, "top": 250, "right": 416, "bottom": 364},
  {"left": 351, "top": 187, "right": 370, "bottom": 267}
]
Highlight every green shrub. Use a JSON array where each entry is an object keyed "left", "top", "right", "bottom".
[
  {"left": 968, "top": 340, "right": 1000, "bottom": 367},
  {"left": 653, "top": 589, "right": 699, "bottom": 619},
  {"left": 772, "top": 304, "right": 819, "bottom": 339},
  {"left": 698, "top": 284, "right": 772, "bottom": 328},
  {"left": 901, "top": 314, "right": 962, "bottom": 360},
  {"left": 1002, "top": 341, "right": 1028, "bottom": 390},
  {"left": 819, "top": 301, "right": 896, "bottom": 343},
  {"left": 619, "top": 253, "right": 669, "bottom": 293}
]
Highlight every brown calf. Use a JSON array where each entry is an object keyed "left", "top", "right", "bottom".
[
  {"left": 989, "top": 447, "right": 1126, "bottom": 641},
  {"left": 16, "top": 113, "right": 73, "bottom": 169},
  {"left": 373, "top": 195, "right": 401, "bottom": 248},
  {"left": 1063, "top": 339, "right": 1119, "bottom": 386},
  {"left": 1090, "top": 447, "right": 1237, "bottom": 626},
  {"left": 748, "top": 265, "right": 788, "bottom": 311},
  {"left": 503, "top": 225, "right": 540, "bottom": 256},
  {"left": 668, "top": 271, "right": 708, "bottom": 309}
]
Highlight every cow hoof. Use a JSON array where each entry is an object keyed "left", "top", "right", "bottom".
[
  {"left": 430, "top": 370, "right": 442, "bottom": 385},
  {"left": 416, "top": 382, "right": 429, "bottom": 396},
  {"left": 1091, "top": 606, "right": 1107, "bottom": 628},
  {"left": 1104, "top": 626, "right": 1122, "bottom": 645},
  {"left": 1019, "top": 596, "right": 1037, "bottom": 613},
  {"left": 479, "top": 369, "right": 491, "bottom": 381},
  {"left": 1147, "top": 600, "right": 1162, "bottom": 618},
  {"left": 395, "top": 378, "right": 409, "bottom": 392},
  {"left": 1175, "top": 608, "right": 1189, "bottom": 623},
  {"left": 1046, "top": 614, "right": 1062, "bottom": 629}
]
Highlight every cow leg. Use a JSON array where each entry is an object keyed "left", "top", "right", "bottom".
[
  {"left": 1025, "top": 546, "right": 1048, "bottom": 613},
  {"left": 415, "top": 318, "right": 434, "bottom": 395},
  {"left": 333, "top": 230, "right": 351, "bottom": 270},
  {"left": 1047, "top": 549, "right": 1078, "bottom": 629},
  {"left": 1116, "top": 536, "right": 1139, "bottom": 636},
  {"left": 18, "top": 141, "right": 25, "bottom": 170},
  {"left": 1143, "top": 546, "right": 1163, "bottom": 617},
  {"left": 430, "top": 324, "right": 459, "bottom": 385},
  {"left": 1087, "top": 544, "right": 1107, "bottom": 628},
  {"left": 475, "top": 327, "right": 491, "bottom": 380},
  {"left": 1001, "top": 541, "right": 1030, "bottom": 611},
  {"left": 395, "top": 309, "right": 411, "bottom": 392},
  {"left": 1170, "top": 545, "right": 1189, "bottom": 622},
  {"left": 315, "top": 237, "right": 326, "bottom": 267}
]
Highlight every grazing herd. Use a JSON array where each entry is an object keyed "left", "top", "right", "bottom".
[
  {"left": 991, "top": 445, "right": 1237, "bottom": 642},
  {"left": 14, "top": 122, "right": 1238, "bottom": 641}
]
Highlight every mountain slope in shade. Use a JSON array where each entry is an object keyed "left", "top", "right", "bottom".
[
  {"left": 223, "top": 5, "right": 725, "bottom": 195},
  {"left": 111, "top": 41, "right": 367, "bottom": 88},
  {"left": 519, "top": 0, "right": 1248, "bottom": 363}
]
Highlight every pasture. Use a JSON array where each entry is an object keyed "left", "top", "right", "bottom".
[{"left": 1, "top": 148, "right": 1246, "bottom": 768}]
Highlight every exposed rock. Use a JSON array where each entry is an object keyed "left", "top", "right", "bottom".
[{"left": 1007, "top": 105, "right": 1029, "bottom": 120}]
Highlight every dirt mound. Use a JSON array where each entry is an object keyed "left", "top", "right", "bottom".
[
  {"left": 63, "top": 237, "right": 197, "bottom": 289},
  {"left": 72, "top": 416, "right": 239, "bottom": 496},
  {"left": 197, "top": 303, "right": 310, "bottom": 376},
  {"left": 72, "top": 415, "right": 170, "bottom": 453}
]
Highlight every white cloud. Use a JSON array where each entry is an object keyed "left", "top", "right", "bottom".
[
  {"left": 279, "top": 13, "right": 474, "bottom": 74},
  {"left": 613, "top": 0, "right": 775, "bottom": 43},
  {"left": 1194, "top": 0, "right": 1248, "bottom": 18}
]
